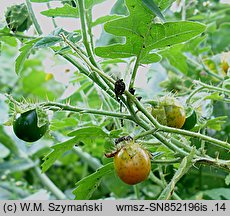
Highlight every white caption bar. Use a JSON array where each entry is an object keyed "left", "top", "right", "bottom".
[{"left": 0, "top": 200, "right": 229, "bottom": 216}]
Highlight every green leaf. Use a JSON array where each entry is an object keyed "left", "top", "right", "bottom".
[
  {"left": 160, "top": 44, "right": 188, "bottom": 74},
  {"left": 34, "top": 36, "right": 61, "bottom": 48},
  {"left": 92, "top": 15, "right": 124, "bottom": 27},
  {"left": 68, "top": 126, "right": 108, "bottom": 138},
  {"left": 41, "top": 137, "right": 78, "bottom": 172},
  {"left": 42, "top": 126, "right": 109, "bottom": 172},
  {"left": 204, "top": 116, "right": 227, "bottom": 131},
  {"left": 210, "top": 23, "right": 230, "bottom": 53},
  {"left": 72, "top": 162, "right": 114, "bottom": 200},
  {"left": 142, "top": 0, "right": 165, "bottom": 22},
  {"left": 204, "top": 92, "right": 224, "bottom": 101},
  {"left": 15, "top": 38, "right": 41, "bottom": 75},
  {"left": 203, "top": 188, "right": 230, "bottom": 200},
  {"left": 95, "top": 0, "right": 206, "bottom": 64},
  {"left": 158, "top": 148, "right": 195, "bottom": 200},
  {"left": 41, "top": 4, "right": 79, "bottom": 18},
  {"left": 31, "top": 0, "right": 106, "bottom": 8}
]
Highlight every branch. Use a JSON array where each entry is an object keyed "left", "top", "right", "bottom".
[
  {"left": 41, "top": 101, "right": 133, "bottom": 120},
  {"left": 76, "top": 0, "right": 98, "bottom": 67},
  {"left": 25, "top": 0, "right": 43, "bottom": 35},
  {"left": 129, "top": 55, "right": 141, "bottom": 89}
]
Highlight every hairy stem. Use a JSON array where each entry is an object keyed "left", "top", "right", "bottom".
[
  {"left": 25, "top": 0, "right": 43, "bottom": 35},
  {"left": 76, "top": 0, "right": 97, "bottom": 67},
  {"left": 41, "top": 101, "right": 132, "bottom": 120}
]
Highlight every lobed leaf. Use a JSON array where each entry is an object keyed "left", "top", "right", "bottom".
[
  {"left": 15, "top": 38, "right": 41, "bottom": 75},
  {"left": 41, "top": 137, "right": 78, "bottom": 172},
  {"left": 95, "top": 0, "right": 206, "bottom": 64},
  {"left": 73, "top": 162, "right": 114, "bottom": 200}
]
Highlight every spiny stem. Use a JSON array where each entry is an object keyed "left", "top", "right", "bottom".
[
  {"left": 137, "top": 126, "right": 230, "bottom": 151},
  {"left": 186, "top": 86, "right": 205, "bottom": 104},
  {"left": 41, "top": 101, "right": 133, "bottom": 120},
  {"left": 194, "top": 81, "right": 230, "bottom": 95},
  {"left": 25, "top": 0, "right": 43, "bottom": 35}
]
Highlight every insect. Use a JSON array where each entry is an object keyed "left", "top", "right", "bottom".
[{"left": 114, "top": 79, "right": 126, "bottom": 101}]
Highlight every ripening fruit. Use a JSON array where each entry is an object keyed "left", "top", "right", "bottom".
[
  {"left": 114, "top": 142, "right": 151, "bottom": 185},
  {"left": 151, "top": 96, "right": 186, "bottom": 129},
  {"left": 5, "top": 3, "right": 32, "bottom": 32},
  {"left": 13, "top": 109, "right": 49, "bottom": 142}
]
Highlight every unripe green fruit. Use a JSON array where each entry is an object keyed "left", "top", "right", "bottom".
[
  {"left": 5, "top": 3, "right": 32, "bottom": 32},
  {"left": 13, "top": 109, "right": 49, "bottom": 142}
]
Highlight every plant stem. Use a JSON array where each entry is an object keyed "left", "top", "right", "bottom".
[
  {"left": 59, "top": 53, "right": 117, "bottom": 100},
  {"left": 186, "top": 86, "right": 205, "bottom": 104},
  {"left": 73, "top": 147, "right": 101, "bottom": 170},
  {"left": 152, "top": 158, "right": 182, "bottom": 164},
  {"left": 76, "top": 0, "right": 97, "bottom": 67},
  {"left": 181, "top": 0, "right": 186, "bottom": 20},
  {"left": 25, "top": 0, "right": 43, "bottom": 35},
  {"left": 149, "top": 172, "right": 182, "bottom": 200},
  {"left": 134, "top": 184, "right": 141, "bottom": 199},
  {"left": 47, "top": 2, "right": 58, "bottom": 28},
  {"left": 41, "top": 101, "right": 133, "bottom": 120},
  {"left": 33, "top": 166, "right": 67, "bottom": 199},
  {"left": 129, "top": 55, "right": 140, "bottom": 89},
  {"left": 136, "top": 125, "right": 230, "bottom": 151},
  {"left": 61, "top": 34, "right": 116, "bottom": 84},
  {"left": 195, "top": 81, "right": 230, "bottom": 95}
]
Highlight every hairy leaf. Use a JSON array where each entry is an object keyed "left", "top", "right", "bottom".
[
  {"left": 41, "top": 137, "right": 78, "bottom": 172},
  {"left": 15, "top": 38, "right": 41, "bottom": 75},
  {"left": 204, "top": 116, "right": 227, "bottom": 131},
  {"left": 95, "top": 0, "right": 206, "bottom": 64},
  {"left": 68, "top": 126, "right": 108, "bottom": 138},
  {"left": 73, "top": 162, "right": 114, "bottom": 200}
]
